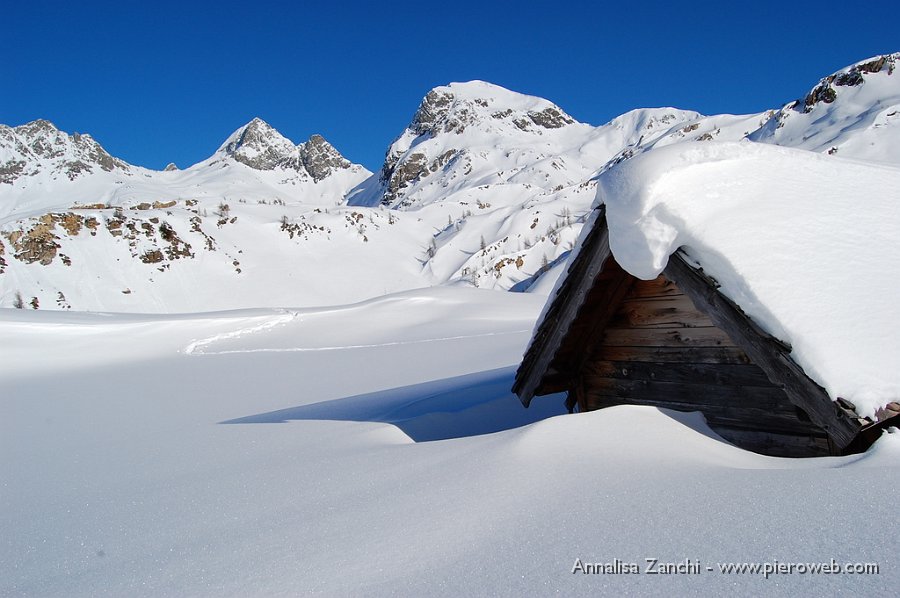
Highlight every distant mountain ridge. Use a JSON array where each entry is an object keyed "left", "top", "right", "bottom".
[
  {"left": 0, "top": 117, "right": 370, "bottom": 222},
  {"left": 0, "top": 52, "right": 897, "bottom": 312},
  {"left": 0, "top": 119, "right": 129, "bottom": 184}
]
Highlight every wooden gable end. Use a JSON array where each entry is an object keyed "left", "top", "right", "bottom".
[
  {"left": 514, "top": 210, "right": 871, "bottom": 458},
  {"left": 575, "top": 267, "right": 833, "bottom": 457}
]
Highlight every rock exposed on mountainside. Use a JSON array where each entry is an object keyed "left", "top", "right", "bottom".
[{"left": 216, "top": 118, "right": 358, "bottom": 182}]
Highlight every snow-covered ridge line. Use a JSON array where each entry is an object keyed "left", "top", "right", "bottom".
[
  {"left": 1, "top": 52, "right": 898, "bottom": 312},
  {"left": 0, "top": 117, "right": 370, "bottom": 222}
]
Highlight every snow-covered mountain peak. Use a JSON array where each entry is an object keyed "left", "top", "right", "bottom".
[
  {"left": 210, "top": 118, "right": 360, "bottom": 183},
  {"left": 605, "top": 107, "right": 703, "bottom": 137},
  {"left": 0, "top": 119, "right": 130, "bottom": 186},
  {"left": 410, "top": 80, "right": 577, "bottom": 138},
  {"left": 216, "top": 117, "right": 298, "bottom": 170},
  {"left": 349, "top": 81, "right": 592, "bottom": 207}
]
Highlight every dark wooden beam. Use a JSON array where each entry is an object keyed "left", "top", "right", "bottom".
[
  {"left": 569, "top": 264, "right": 635, "bottom": 380},
  {"left": 513, "top": 207, "right": 612, "bottom": 405}
]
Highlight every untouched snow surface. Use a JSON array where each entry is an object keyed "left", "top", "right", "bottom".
[
  {"left": 2, "top": 287, "right": 899, "bottom": 596},
  {"left": 597, "top": 142, "right": 900, "bottom": 416}
]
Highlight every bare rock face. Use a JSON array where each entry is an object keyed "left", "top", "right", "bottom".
[
  {"left": 164, "top": 162, "right": 179, "bottom": 171},
  {"left": 4, "top": 215, "right": 62, "bottom": 265},
  {"left": 299, "top": 134, "right": 352, "bottom": 182},
  {"left": 412, "top": 90, "right": 455, "bottom": 136},
  {"left": 0, "top": 159, "right": 25, "bottom": 185},
  {"left": 218, "top": 118, "right": 356, "bottom": 182},
  {"left": 221, "top": 118, "right": 297, "bottom": 171},
  {"left": 522, "top": 107, "right": 575, "bottom": 129},
  {"left": 383, "top": 152, "right": 428, "bottom": 203}
]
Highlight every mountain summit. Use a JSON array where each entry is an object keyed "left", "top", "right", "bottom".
[
  {"left": 349, "top": 81, "right": 596, "bottom": 208},
  {"left": 213, "top": 117, "right": 358, "bottom": 182},
  {"left": 217, "top": 117, "right": 298, "bottom": 170},
  {"left": 408, "top": 80, "right": 577, "bottom": 138}
]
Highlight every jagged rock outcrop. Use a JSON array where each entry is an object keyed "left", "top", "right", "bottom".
[
  {"left": 748, "top": 52, "right": 900, "bottom": 165},
  {"left": 219, "top": 118, "right": 297, "bottom": 171},
  {"left": 215, "top": 118, "right": 357, "bottom": 182},
  {"left": 299, "top": 134, "right": 352, "bottom": 182},
  {"left": 802, "top": 53, "right": 896, "bottom": 111}
]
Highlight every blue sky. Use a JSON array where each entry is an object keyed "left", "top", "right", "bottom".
[{"left": 3, "top": 1, "right": 896, "bottom": 171}]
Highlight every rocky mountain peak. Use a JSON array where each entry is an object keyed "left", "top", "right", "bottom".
[
  {"left": 219, "top": 117, "right": 297, "bottom": 170},
  {"left": 409, "top": 81, "right": 576, "bottom": 138},
  {"left": 15, "top": 118, "right": 59, "bottom": 136},
  {"left": 15, "top": 119, "right": 69, "bottom": 160},
  {"left": 365, "top": 81, "right": 582, "bottom": 207},
  {"left": 215, "top": 119, "right": 357, "bottom": 181}
]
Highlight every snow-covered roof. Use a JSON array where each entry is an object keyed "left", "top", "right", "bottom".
[{"left": 591, "top": 141, "right": 900, "bottom": 418}]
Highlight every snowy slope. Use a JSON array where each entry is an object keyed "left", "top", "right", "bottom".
[
  {"left": 0, "top": 119, "right": 386, "bottom": 311},
  {"left": 750, "top": 53, "right": 900, "bottom": 165},
  {"left": 2, "top": 288, "right": 898, "bottom": 596}
]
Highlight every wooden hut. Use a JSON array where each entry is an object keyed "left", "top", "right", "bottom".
[{"left": 513, "top": 207, "right": 900, "bottom": 457}]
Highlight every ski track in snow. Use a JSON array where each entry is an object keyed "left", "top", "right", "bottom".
[
  {"left": 182, "top": 309, "right": 299, "bottom": 355},
  {"left": 185, "top": 326, "right": 531, "bottom": 355}
]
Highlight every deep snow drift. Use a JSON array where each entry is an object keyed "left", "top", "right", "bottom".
[{"left": 2, "top": 288, "right": 898, "bottom": 596}]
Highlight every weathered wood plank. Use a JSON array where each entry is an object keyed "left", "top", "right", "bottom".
[
  {"left": 626, "top": 275, "right": 682, "bottom": 298},
  {"left": 610, "top": 294, "right": 716, "bottom": 329},
  {"left": 584, "top": 393, "right": 825, "bottom": 436},
  {"left": 663, "top": 252, "right": 862, "bottom": 448},
  {"left": 583, "top": 360, "right": 778, "bottom": 388},
  {"left": 712, "top": 426, "right": 831, "bottom": 457},
  {"left": 566, "top": 261, "right": 636, "bottom": 377},
  {"left": 584, "top": 377, "right": 797, "bottom": 409},
  {"left": 591, "top": 345, "right": 752, "bottom": 365},
  {"left": 601, "top": 326, "right": 736, "bottom": 348}
]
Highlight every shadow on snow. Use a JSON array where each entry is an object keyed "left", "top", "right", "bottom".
[{"left": 221, "top": 366, "right": 568, "bottom": 442}]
